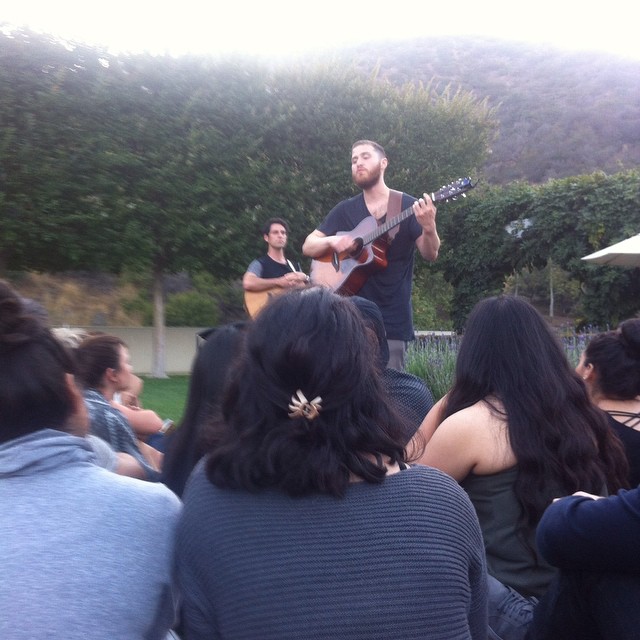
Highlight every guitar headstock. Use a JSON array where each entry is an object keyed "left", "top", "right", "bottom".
[{"left": 431, "top": 177, "right": 477, "bottom": 203}]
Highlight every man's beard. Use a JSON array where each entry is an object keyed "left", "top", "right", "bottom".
[{"left": 353, "top": 162, "right": 382, "bottom": 190}]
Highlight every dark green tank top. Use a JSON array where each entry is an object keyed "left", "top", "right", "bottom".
[{"left": 461, "top": 467, "right": 557, "bottom": 598}]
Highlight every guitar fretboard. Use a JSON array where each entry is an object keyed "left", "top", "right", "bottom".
[{"left": 361, "top": 180, "right": 470, "bottom": 244}]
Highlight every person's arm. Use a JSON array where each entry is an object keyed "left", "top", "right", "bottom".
[
  {"left": 413, "top": 395, "right": 448, "bottom": 446},
  {"left": 114, "top": 452, "right": 147, "bottom": 478},
  {"left": 242, "top": 270, "right": 307, "bottom": 292},
  {"left": 536, "top": 488, "right": 640, "bottom": 572},
  {"left": 137, "top": 439, "right": 164, "bottom": 473},
  {"left": 413, "top": 194, "right": 440, "bottom": 261},
  {"left": 113, "top": 401, "right": 164, "bottom": 437},
  {"left": 86, "top": 434, "right": 147, "bottom": 479},
  {"left": 302, "top": 229, "right": 356, "bottom": 258}
]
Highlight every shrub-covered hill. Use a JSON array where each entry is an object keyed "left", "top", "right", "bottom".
[{"left": 325, "top": 36, "right": 640, "bottom": 184}]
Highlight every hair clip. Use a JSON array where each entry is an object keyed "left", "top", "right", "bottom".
[{"left": 288, "top": 389, "right": 322, "bottom": 421}]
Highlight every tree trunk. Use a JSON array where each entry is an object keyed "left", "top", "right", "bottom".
[
  {"left": 548, "top": 259, "right": 555, "bottom": 318},
  {"left": 151, "top": 267, "right": 169, "bottom": 378}
]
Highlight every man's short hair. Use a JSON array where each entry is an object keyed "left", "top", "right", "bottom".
[
  {"left": 352, "top": 140, "right": 386, "bottom": 158},
  {"left": 262, "top": 217, "right": 289, "bottom": 236}
]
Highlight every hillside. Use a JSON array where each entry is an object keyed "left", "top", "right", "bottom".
[
  {"left": 325, "top": 36, "right": 640, "bottom": 184},
  {"left": 2, "top": 29, "right": 638, "bottom": 186}
]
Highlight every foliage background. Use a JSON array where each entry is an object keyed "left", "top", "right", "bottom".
[{"left": 1, "top": 29, "right": 639, "bottom": 343}]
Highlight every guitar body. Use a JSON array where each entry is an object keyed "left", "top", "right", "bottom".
[
  {"left": 310, "top": 177, "right": 476, "bottom": 295},
  {"left": 310, "top": 217, "right": 389, "bottom": 295},
  {"left": 244, "top": 287, "right": 284, "bottom": 318}
]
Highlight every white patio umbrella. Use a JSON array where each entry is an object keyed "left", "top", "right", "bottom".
[{"left": 581, "top": 233, "right": 640, "bottom": 267}]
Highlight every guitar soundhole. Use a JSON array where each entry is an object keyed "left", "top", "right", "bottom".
[{"left": 349, "top": 238, "right": 364, "bottom": 259}]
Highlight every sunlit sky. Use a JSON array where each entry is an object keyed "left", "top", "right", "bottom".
[{"left": 2, "top": 0, "right": 640, "bottom": 61}]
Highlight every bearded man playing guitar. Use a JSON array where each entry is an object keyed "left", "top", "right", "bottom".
[
  {"left": 243, "top": 217, "right": 309, "bottom": 318},
  {"left": 302, "top": 140, "right": 440, "bottom": 370}
]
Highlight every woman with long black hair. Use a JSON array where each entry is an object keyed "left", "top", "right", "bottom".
[{"left": 418, "top": 295, "right": 628, "bottom": 638}]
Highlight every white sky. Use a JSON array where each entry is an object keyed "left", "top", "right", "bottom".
[{"left": 2, "top": 0, "right": 640, "bottom": 61}]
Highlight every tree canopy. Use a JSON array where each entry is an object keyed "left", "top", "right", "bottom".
[
  {"left": 2, "top": 28, "right": 639, "bottom": 362},
  {"left": 436, "top": 171, "right": 640, "bottom": 329},
  {"left": 0, "top": 28, "right": 495, "bottom": 373}
]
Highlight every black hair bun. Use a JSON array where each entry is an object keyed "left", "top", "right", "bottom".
[
  {"left": 619, "top": 318, "right": 640, "bottom": 360},
  {"left": 0, "top": 282, "right": 44, "bottom": 351}
]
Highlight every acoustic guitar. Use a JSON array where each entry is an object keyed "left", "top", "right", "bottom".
[
  {"left": 244, "top": 288, "right": 284, "bottom": 318},
  {"left": 310, "top": 178, "right": 476, "bottom": 295},
  {"left": 244, "top": 277, "right": 311, "bottom": 318}
]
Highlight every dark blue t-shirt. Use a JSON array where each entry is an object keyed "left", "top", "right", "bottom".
[{"left": 318, "top": 192, "right": 422, "bottom": 341}]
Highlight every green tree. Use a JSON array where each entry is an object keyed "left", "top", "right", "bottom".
[
  {"left": 436, "top": 182, "right": 536, "bottom": 329},
  {"left": 1, "top": 32, "right": 496, "bottom": 373},
  {"left": 0, "top": 30, "right": 127, "bottom": 273},
  {"left": 437, "top": 171, "right": 640, "bottom": 330},
  {"left": 528, "top": 171, "right": 640, "bottom": 327}
]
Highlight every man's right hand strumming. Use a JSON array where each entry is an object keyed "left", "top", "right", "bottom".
[{"left": 280, "top": 272, "right": 310, "bottom": 289}]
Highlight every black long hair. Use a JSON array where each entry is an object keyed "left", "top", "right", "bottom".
[
  {"left": 162, "top": 322, "right": 247, "bottom": 496},
  {"left": 443, "top": 295, "right": 628, "bottom": 526},
  {"left": 205, "top": 287, "right": 409, "bottom": 497}
]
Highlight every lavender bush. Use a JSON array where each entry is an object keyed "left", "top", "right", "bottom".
[{"left": 406, "top": 328, "right": 599, "bottom": 402}]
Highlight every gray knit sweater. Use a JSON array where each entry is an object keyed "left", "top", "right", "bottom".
[
  {"left": 0, "top": 429, "right": 181, "bottom": 639},
  {"left": 176, "top": 463, "right": 488, "bottom": 639}
]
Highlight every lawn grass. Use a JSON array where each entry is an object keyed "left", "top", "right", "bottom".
[{"left": 139, "top": 375, "right": 190, "bottom": 423}]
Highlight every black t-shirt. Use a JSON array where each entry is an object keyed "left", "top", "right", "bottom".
[
  {"left": 318, "top": 192, "right": 422, "bottom": 341},
  {"left": 246, "top": 255, "right": 294, "bottom": 279}
]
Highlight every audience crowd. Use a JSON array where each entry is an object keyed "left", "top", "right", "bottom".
[{"left": 1, "top": 278, "right": 638, "bottom": 640}]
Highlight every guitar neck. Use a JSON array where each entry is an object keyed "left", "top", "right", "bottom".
[
  {"left": 362, "top": 194, "right": 438, "bottom": 245},
  {"left": 364, "top": 204, "right": 413, "bottom": 244},
  {"left": 357, "top": 179, "right": 474, "bottom": 246}
]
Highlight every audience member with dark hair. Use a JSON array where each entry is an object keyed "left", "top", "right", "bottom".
[
  {"left": 176, "top": 287, "right": 487, "bottom": 639},
  {"left": 162, "top": 322, "right": 247, "bottom": 497},
  {"left": 0, "top": 280, "right": 181, "bottom": 639},
  {"left": 54, "top": 327, "right": 169, "bottom": 445},
  {"left": 577, "top": 318, "right": 640, "bottom": 486},
  {"left": 527, "top": 486, "right": 640, "bottom": 640},
  {"left": 418, "top": 295, "right": 628, "bottom": 638},
  {"left": 75, "top": 334, "right": 162, "bottom": 480},
  {"left": 351, "top": 295, "right": 434, "bottom": 444},
  {"left": 53, "top": 327, "right": 154, "bottom": 478}
]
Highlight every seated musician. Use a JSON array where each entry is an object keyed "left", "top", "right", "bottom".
[{"left": 242, "top": 217, "right": 308, "bottom": 317}]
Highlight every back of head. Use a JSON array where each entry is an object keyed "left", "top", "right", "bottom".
[
  {"left": 162, "top": 321, "right": 248, "bottom": 496},
  {"left": 350, "top": 296, "right": 389, "bottom": 368},
  {"left": 0, "top": 280, "right": 75, "bottom": 443},
  {"left": 188, "top": 322, "right": 248, "bottom": 424},
  {"left": 207, "top": 287, "right": 406, "bottom": 497},
  {"left": 585, "top": 318, "right": 640, "bottom": 400},
  {"left": 449, "top": 295, "right": 572, "bottom": 407},
  {"left": 245, "top": 289, "right": 369, "bottom": 407},
  {"left": 75, "top": 334, "right": 125, "bottom": 389}
]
